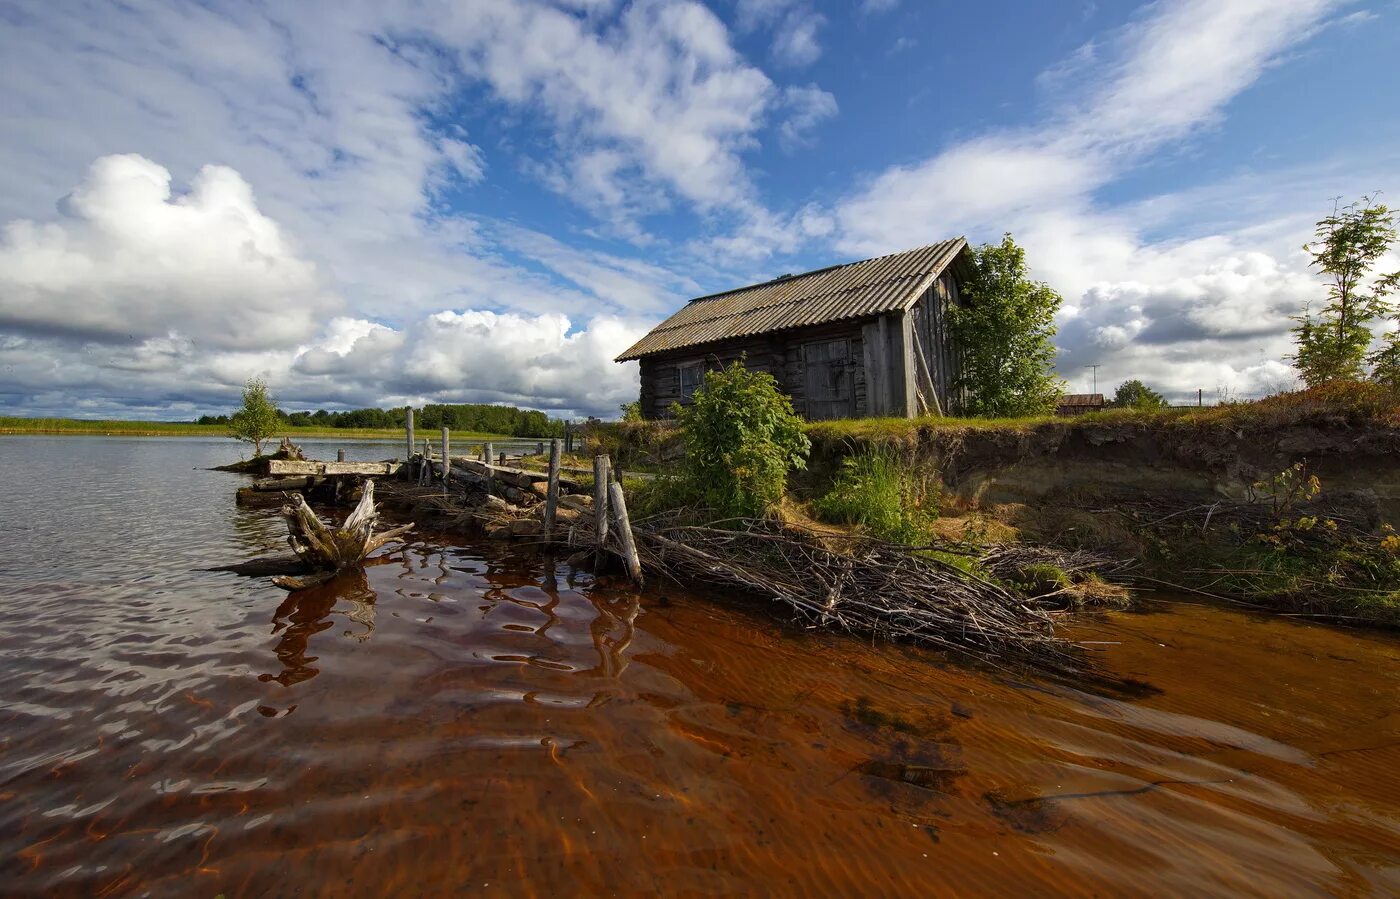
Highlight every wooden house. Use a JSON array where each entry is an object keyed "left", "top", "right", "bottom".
[
  {"left": 1056, "top": 394, "right": 1106, "bottom": 416},
  {"left": 615, "top": 238, "right": 974, "bottom": 421}
]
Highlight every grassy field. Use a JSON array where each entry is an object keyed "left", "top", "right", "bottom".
[{"left": 0, "top": 416, "right": 509, "bottom": 442}]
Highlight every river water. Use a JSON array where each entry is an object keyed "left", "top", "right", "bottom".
[{"left": 1, "top": 436, "right": 1397, "bottom": 896}]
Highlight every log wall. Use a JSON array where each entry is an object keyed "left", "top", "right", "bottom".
[
  {"left": 639, "top": 320, "right": 868, "bottom": 421},
  {"left": 637, "top": 271, "right": 968, "bottom": 422}
]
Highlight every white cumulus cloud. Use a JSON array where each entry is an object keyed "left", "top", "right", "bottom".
[{"left": 0, "top": 154, "right": 338, "bottom": 350}]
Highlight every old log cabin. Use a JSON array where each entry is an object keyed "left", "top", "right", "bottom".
[{"left": 615, "top": 238, "right": 973, "bottom": 421}]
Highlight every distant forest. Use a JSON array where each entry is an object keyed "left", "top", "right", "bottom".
[{"left": 196, "top": 402, "right": 567, "bottom": 437}]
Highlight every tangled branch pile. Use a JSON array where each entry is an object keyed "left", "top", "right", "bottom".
[
  {"left": 631, "top": 516, "right": 1090, "bottom": 668},
  {"left": 373, "top": 476, "right": 1126, "bottom": 667}
]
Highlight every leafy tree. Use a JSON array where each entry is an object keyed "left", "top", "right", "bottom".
[
  {"left": 228, "top": 377, "right": 281, "bottom": 455},
  {"left": 672, "top": 360, "right": 811, "bottom": 518},
  {"left": 1369, "top": 332, "right": 1400, "bottom": 391},
  {"left": 1291, "top": 195, "right": 1400, "bottom": 387},
  {"left": 512, "top": 409, "right": 557, "bottom": 437},
  {"left": 1110, "top": 379, "right": 1168, "bottom": 409},
  {"left": 949, "top": 234, "right": 1065, "bottom": 417}
]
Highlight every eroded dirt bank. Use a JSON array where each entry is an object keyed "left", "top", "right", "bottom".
[{"left": 806, "top": 399, "right": 1400, "bottom": 518}]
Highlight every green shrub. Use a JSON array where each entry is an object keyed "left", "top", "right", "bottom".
[
  {"left": 813, "top": 447, "right": 935, "bottom": 543},
  {"left": 228, "top": 377, "right": 281, "bottom": 456},
  {"left": 672, "top": 360, "right": 811, "bottom": 518}
]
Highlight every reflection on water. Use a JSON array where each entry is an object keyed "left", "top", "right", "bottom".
[{"left": 1, "top": 436, "right": 1399, "bottom": 896}]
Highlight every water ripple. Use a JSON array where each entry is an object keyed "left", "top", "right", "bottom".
[{"left": 1, "top": 436, "right": 1398, "bottom": 896}]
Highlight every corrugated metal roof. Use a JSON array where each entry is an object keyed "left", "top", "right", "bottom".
[
  {"left": 1058, "top": 394, "right": 1105, "bottom": 406},
  {"left": 615, "top": 238, "right": 967, "bottom": 361}
]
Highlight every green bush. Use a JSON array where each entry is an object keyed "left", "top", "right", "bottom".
[
  {"left": 813, "top": 447, "right": 935, "bottom": 543},
  {"left": 672, "top": 360, "right": 811, "bottom": 518},
  {"left": 228, "top": 377, "right": 281, "bottom": 456}
]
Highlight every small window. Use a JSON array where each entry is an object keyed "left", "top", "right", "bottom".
[{"left": 678, "top": 362, "right": 705, "bottom": 400}]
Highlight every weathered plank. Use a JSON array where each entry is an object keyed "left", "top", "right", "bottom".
[
  {"left": 543, "top": 439, "right": 561, "bottom": 538},
  {"left": 251, "top": 475, "right": 319, "bottom": 491},
  {"left": 452, "top": 457, "right": 581, "bottom": 492},
  {"left": 608, "top": 480, "right": 643, "bottom": 585},
  {"left": 268, "top": 460, "right": 402, "bottom": 476},
  {"left": 593, "top": 454, "right": 610, "bottom": 550},
  {"left": 863, "top": 318, "right": 887, "bottom": 416}
]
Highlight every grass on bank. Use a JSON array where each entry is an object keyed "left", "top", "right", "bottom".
[
  {"left": 805, "top": 380, "right": 1400, "bottom": 444},
  {"left": 812, "top": 446, "right": 935, "bottom": 544},
  {"left": 585, "top": 382, "right": 1400, "bottom": 460},
  {"left": 0, "top": 416, "right": 509, "bottom": 442}
]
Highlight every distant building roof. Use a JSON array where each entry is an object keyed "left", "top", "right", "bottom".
[
  {"left": 1058, "top": 394, "right": 1106, "bottom": 410},
  {"left": 615, "top": 238, "right": 968, "bottom": 362}
]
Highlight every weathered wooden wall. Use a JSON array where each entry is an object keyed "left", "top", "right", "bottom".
[
  {"left": 639, "top": 320, "right": 867, "bottom": 421},
  {"left": 906, "top": 271, "right": 965, "bottom": 416},
  {"left": 638, "top": 270, "right": 967, "bottom": 422}
]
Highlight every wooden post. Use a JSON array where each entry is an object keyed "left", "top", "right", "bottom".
[
  {"left": 483, "top": 441, "right": 495, "bottom": 493},
  {"left": 564, "top": 420, "right": 572, "bottom": 454},
  {"left": 543, "top": 438, "right": 561, "bottom": 539},
  {"left": 608, "top": 480, "right": 643, "bottom": 585},
  {"left": 405, "top": 407, "right": 415, "bottom": 468},
  {"left": 440, "top": 427, "right": 450, "bottom": 484},
  {"left": 593, "top": 454, "right": 611, "bottom": 551},
  {"left": 337, "top": 449, "right": 346, "bottom": 462},
  {"left": 536, "top": 441, "right": 544, "bottom": 456}
]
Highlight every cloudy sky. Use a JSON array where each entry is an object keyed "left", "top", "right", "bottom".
[{"left": 1, "top": 0, "right": 1397, "bottom": 419}]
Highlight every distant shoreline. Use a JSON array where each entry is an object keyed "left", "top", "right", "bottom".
[{"left": 0, "top": 417, "right": 509, "bottom": 442}]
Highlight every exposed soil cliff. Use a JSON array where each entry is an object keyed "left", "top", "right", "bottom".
[{"left": 804, "top": 384, "right": 1400, "bottom": 521}]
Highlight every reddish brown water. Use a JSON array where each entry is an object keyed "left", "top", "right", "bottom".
[{"left": 2, "top": 437, "right": 1399, "bottom": 896}]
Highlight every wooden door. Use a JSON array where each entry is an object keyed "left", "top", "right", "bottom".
[{"left": 803, "top": 339, "right": 854, "bottom": 420}]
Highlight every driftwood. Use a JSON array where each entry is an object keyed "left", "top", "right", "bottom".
[
  {"left": 628, "top": 516, "right": 1079, "bottom": 669},
  {"left": 268, "top": 459, "right": 402, "bottom": 477},
  {"left": 236, "top": 487, "right": 290, "bottom": 508},
  {"left": 451, "top": 457, "right": 581, "bottom": 492},
  {"left": 277, "top": 436, "right": 306, "bottom": 460},
  {"left": 252, "top": 475, "right": 320, "bottom": 491},
  {"left": 213, "top": 438, "right": 307, "bottom": 473},
  {"left": 272, "top": 480, "right": 414, "bottom": 590}
]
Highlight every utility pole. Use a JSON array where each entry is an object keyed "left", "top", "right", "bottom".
[{"left": 1085, "top": 364, "right": 1101, "bottom": 394}]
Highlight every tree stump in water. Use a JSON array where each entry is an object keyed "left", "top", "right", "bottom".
[
  {"left": 273, "top": 480, "right": 414, "bottom": 590},
  {"left": 278, "top": 436, "right": 306, "bottom": 461}
]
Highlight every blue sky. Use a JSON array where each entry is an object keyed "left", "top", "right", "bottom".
[{"left": 1, "top": 0, "right": 1397, "bottom": 419}]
